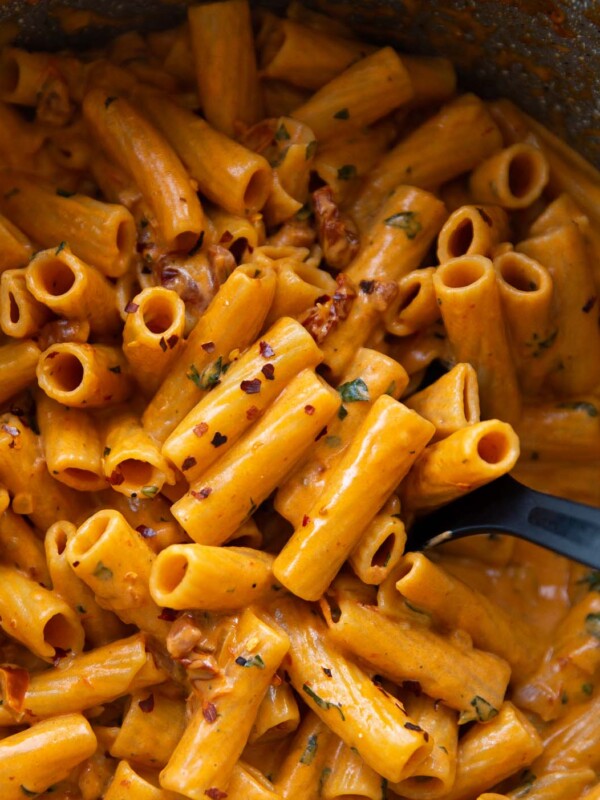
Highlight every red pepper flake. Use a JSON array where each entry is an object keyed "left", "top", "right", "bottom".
[
  {"left": 359, "top": 280, "right": 375, "bottom": 294},
  {"left": 136, "top": 525, "right": 157, "bottom": 539},
  {"left": 191, "top": 487, "right": 212, "bottom": 500},
  {"left": 261, "top": 364, "right": 275, "bottom": 380},
  {"left": 477, "top": 207, "right": 493, "bottom": 226},
  {"left": 219, "top": 230, "right": 234, "bottom": 244},
  {"left": 241, "top": 378, "right": 261, "bottom": 394},
  {"left": 211, "top": 431, "right": 227, "bottom": 447},
  {"left": 404, "top": 722, "right": 424, "bottom": 732},
  {"left": 193, "top": 422, "right": 209, "bottom": 437},
  {"left": 315, "top": 294, "right": 331, "bottom": 304},
  {"left": 582, "top": 296, "right": 597, "bottom": 313},
  {"left": 52, "top": 647, "right": 69, "bottom": 667},
  {"left": 109, "top": 470, "right": 125, "bottom": 486},
  {"left": 159, "top": 337, "right": 167, "bottom": 352},
  {"left": 202, "top": 701, "right": 218, "bottom": 723},
  {"left": 205, "top": 790, "right": 227, "bottom": 800},
  {"left": 138, "top": 693, "right": 155, "bottom": 712},
  {"left": 158, "top": 608, "right": 178, "bottom": 621},
  {"left": 182, "top": 455, "right": 197, "bottom": 471},
  {"left": 124, "top": 301, "right": 139, "bottom": 313},
  {"left": 201, "top": 342, "right": 216, "bottom": 353},
  {"left": 322, "top": 667, "right": 332, "bottom": 677},
  {"left": 1, "top": 423, "right": 19, "bottom": 437},
  {"left": 302, "top": 514, "right": 310, "bottom": 527},
  {"left": 167, "top": 334, "right": 179, "bottom": 349},
  {"left": 315, "top": 426, "right": 328, "bottom": 441},
  {"left": 246, "top": 405, "right": 260, "bottom": 421},
  {"left": 304, "top": 405, "right": 315, "bottom": 415},
  {"left": 259, "top": 341, "right": 275, "bottom": 358}
]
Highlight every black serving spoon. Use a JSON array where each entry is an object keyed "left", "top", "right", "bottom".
[{"left": 407, "top": 474, "right": 600, "bottom": 568}]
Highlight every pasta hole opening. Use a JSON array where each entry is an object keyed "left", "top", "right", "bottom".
[
  {"left": 0, "top": 55, "right": 19, "bottom": 95},
  {"left": 116, "top": 219, "right": 136, "bottom": 256},
  {"left": 508, "top": 151, "right": 537, "bottom": 199},
  {"left": 44, "top": 614, "right": 77, "bottom": 651},
  {"left": 227, "top": 533, "right": 261, "bottom": 548},
  {"left": 477, "top": 430, "right": 510, "bottom": 464},
  {"left": 70, "top": 514, "right": 111, "bottom": 557},
  {"left": 403, "top": 743, "right": 435, "bottom": 776},
  {"left": 175, "top": 231, "right": 200, "bottom": 255},
  {"left": 438, "top": 258, "right": 485, "bottom": 289},
  {"left": 371, "top": 534, "right": 396, "bottom": 568},
  {"left": 498, "top": 255, "right": 539, "bottom": 292},
  {"left": 8, "top": 292, "right": 19, "bottom": 324},
  {"left": 321, "top": 592, "right": 342, "bottom": 624},
  {"left": 47, "top": 352, "right": 85, "bottom": 392},
  {"left": 116, "top": 458, "right": 154, "bottom": 487},
  {"left": 156, "top": 553, "right": 188, "bottom": 594},
  {"left": 394, "top": 560, "right": 413, "bottom": 582},
  {"left": 229, "top": 237, "right": 248, "bottom": 265},
  {"left": 63, "top": 467, "right": 104, "bottom": 488},
  {"left": 53, "top": 527, "right": 69, "bottom": 555},
  {"left": 142, "top": 297, "right": 175, "bottom": 335},
  {"left": 39, "top": 259, "right": 76, "bottom": 296},
  {"left": 243, "top": 169, "right": 272, "bottom": 211},
  {"left": 447, "top": 218, "right": 474, "bottom": 257},
  {"left": 398, "top": 283, "right": 421, "bottom": 313}
]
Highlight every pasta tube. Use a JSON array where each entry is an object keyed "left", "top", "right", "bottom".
[
  {"left": 273, "top": 711, "right": 335, "bottom": 798},
  {"left": 514, "top": 399, "right": 600, "bottom": 462},
  {"left": 353, "top": 94, "right": 502, "bottom": 223},
  {"left": 0, "top": 268, "right": 50, "bottom": 339},
  {"left": 0, "top": 171, "right": 136, "bottom": 277},
  {"left": 0, "top": 340, "right": 40, "bottom": 404},
  {"left": 0, "top": 211, "right": 32, "bottom": 271},
  {"left": 390, "top": 694, "right": 458, "bottom": 799},
  {"left": 349, "top": 505, "right": 406, "bottom": 585},
  {"left": 249, "top": 681, "right": 300, "bottom": 744},
  {"left": 493, "top": 250, "right": 555, "bottom": 395},
  {"left": 162, "top": 316, "right": 322, "bottom": 482},
  {"left": 26, "top": 245, "right": 120, "bottom": 335},
  {"left": 37, "top": 342, "right": 132, "bottom": 408},
  {"left": 103, "top": 412, "right": 176, "bottom": 497},
  {"left": 0, "top": 633, "right": 166, "bottom": 725},
  {"left": 273, "top": 396, "right": 434, "bottom": 600},
  {"left": 276, "top": 347, "right": 408, "bottom": 525},
  {"left": 136, "top": 88, "right": 272, "bottom": 216},
  {"left": 188, "top": 0, "right": 263, "bottom": 137},
  {"left": 436, "top": 204, "right": 510, "bottom": 263},
  {"left": 441, "top": 703, "right": 543, "bottom": 800},
  {"left": 83, "top": 89, "right": 204, "bottom": 252},
  {"left": 150, "top": 544, "right": 276, "bottom": 611},
  {"left": 292, "top": 47, "right": 413, "bottom": 140},
  {"left": 66, "top": 509, "right": 171, "bottom": 640},
  {"left": 322, "top": 738, "right": 383, "bottom": 800},
  {"left": 394, "top": 553, "right": 538, "bottom": 680},
  {"left": 160, "top": 609, "right": 289, "bottom": 799},
  {"left": 142, "top": 265, "right": 276, "bottom": 443},
  {"left": 400, "top": 419, "right": 520, "bottom": 512},
  {"left": 45, "top": 520, "right": 128, "bottom": 647},
  {"left": 171, "top": 369, "right": 339, "bottom": 544},
  {"left": 405, "top": 363, "right": 480, "bottom": 441},
  {"left": 109, "top": 691, "right": 187, "bottom": 769},
  {"left": 384, "top": 267, "right": 440, "bottom": 337},
  {"left": 469, "top": 143, "right": 549, "bottom": 208},
  {"left": 103, "top": 760, "right": 178, "bottom": 800},
  {"left": 0, "top": 508, "right": 50, "bottom": 586},
  {"left": 257, "top": 14, "right": 372, "bottom": 89},
  {"left": 37, "top": 394, "right": 107, "bottom": 491},
  {"left": 433, "top": 255, "right": 521, "bottom": 423},
  {"left": 226, "top": 762, "right": 282, "bottom": 800},
  {"left": 517, "top": 223, "right": 600, "bottom": 395},
  {"left": 123, "top": 287, "right": 186, "bottom": 396},
  {"left": 323, "top": 585, "right": 510, "bottom": 720},
  {"left": 0, "top": 564, "right": 84, "bottom": 661},
  {"left": 274, "top": 596, "right": 432, "bottom": 783},
  {"left": 0, "top": 714, "right": 97, "bottom": 799}
]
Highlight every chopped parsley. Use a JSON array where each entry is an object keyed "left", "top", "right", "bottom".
[
  {"left": 141, "top": 485, "right": 159, "bottom": 498},
  {"left": 55, "top": 241, "right": 67, "bottom": 255},
  {"left": 299, "top": 733, "right": 318, "bottom": 765},
  {"left": 585, "top": 612, "right": 600, "bottom": 638},
  {"left": 306, "top": 140, "right": 317, "bottom": 160},
  {"left": 384, "top": 211, "right": 422, "bottom": 239},
  {"left": 337, "top": 405, "right": 348, "bottom": 420},
  {"left": 556, "top": 401, "right": 598, "bottom": 418},
  {"left": 577, "top": 571, "right": 600, "bottom": 592},
  {"left": 92, "top": 561, "right": 113, "bottom": 580},
  {"left": 56, "top": 188, "right": 75, "bottom": 198},
  {"left": 302, "top": 684, "right": 345, "bottom": 720},
  {"left": 338, "top": 378, "right": 369, "bottom": 403},
  {"left": 188, "top": 357, "right": 228, "bottom": 390},
  {"left": 275, "top": 122, "right": 291, "bottom": 141},
  {"left": 235, "top": 654, "right": 265, "bottom": 669},
  {"left": 333, "top": 108, "right": 350, "bottom": 119},
  {"left": 469, "top": 695, "right": 499, "bottom": 722},
  {"left": 337, "top": 164, "right": 357, "bottom": 180}
]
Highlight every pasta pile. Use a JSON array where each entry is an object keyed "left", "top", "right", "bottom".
[{"left": 0, "top": 2, "right": 599, "bottom": 799}]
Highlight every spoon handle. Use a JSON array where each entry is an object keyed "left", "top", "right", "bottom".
[{"left": 407, "top": 474, "right": 600, "bottom": 569}]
